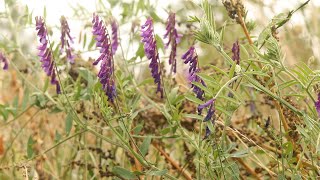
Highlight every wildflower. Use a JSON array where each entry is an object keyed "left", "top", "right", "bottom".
[
  {"left": 0, "top": 52, "right": 8, "bottom": 70},
  {"left": 232, "top": 40, "right": 240, "bottom": 64},
  {"left": 182, "top": 46, "right": 206, "bottom": 113},
  {"left": 204, "top": 126, "right": 211, "bottom": 139},
  {"left": 141, "top": 17, "right": 163, "bottom": 98},
  {"left": 60, "top": 16, "right": 75, "bottom": 64},
  {"left": 164, "top": 12, "right": 181, "bottom": 73},
  {"left": 198, "top": 98, "right": 216, "bottom": 122},
  {"left": 92, "top": 14, "right": 116, "bottom": 102},
  {"left": 315, "top": 93, "right": 320, "bottom": 118},
  {"left": 35, "top": 16, "right": 60, "bottom": 94},
  {"left": 111, "top": 19, "right": 119, "bottom": 55}
]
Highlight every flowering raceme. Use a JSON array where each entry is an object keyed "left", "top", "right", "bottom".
[
  {"left": 60, "top": 16, "right": 75, "bottom": 64},
  {"left": 92, "top": 14, "right": 116, "bottom": 102},
  {"left": 315, "top": 93, "right": 320, "bottom": 118},
  {"left": 164, "top": 12, "right": 181, "bottom": 73},
  {"left": 182, "top": 46, "right": 205, "bottom": 107},
  {"left": 111, "top": 19, "right": 119, "bottom": 55},
  {"left": 0, "top": 52, "right": 8, "bottom": 70},
  {"left": 35, "top": 16, "right": 61, "bottom": 94},
  {"left": 232, "top": 40, "right": 240, "bottom": 64},
  {"left": 141, "top": 17, "right": 163, "bottom": 98}
]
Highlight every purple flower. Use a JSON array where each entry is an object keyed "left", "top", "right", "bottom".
[
  {"left": 204, "top": 126, "right": 211, "bottom": 139},
  {"left": 36, "top": 16, "right": 60, "bottom": 94},
  {"left": 232, "top": 40, "right": 240, "bottom": 64},
  {"left": 111, "top": 19, "right": 119, "bottom": 55},
  {"left": 0, "top": 52, "right": 8, "bottom": 70},
  {"left": 198, "top": 98, "right": 216, "bottom": 122},
  {"left": 60, "top": 16, "right": 75, "bottom": 64},
  {"left": 164, "top": 12, "right": 182, "bottom": 73},
  {"left": 315, "top": 93, "right": 320, "bottom": 118},
  {"left": 92, "top": 14, "right": 116, "bottom": 102},
  {"left": 182, "top": 46, "right": 206, "bottom": 113},
  {"left": 141, "top": 17, "right": 163, "bottom": 98}
]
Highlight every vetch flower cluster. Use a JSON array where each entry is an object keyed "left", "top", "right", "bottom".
[
  {"left": 232, "top": 40, "right": 240, "bottom": 64},
  {"left": 182, "top": 46, "right": 206, "bottom": 111},
  {"left": 92, "top": 14, "right": 116, "bottom": 102},
  {"left": 35, "top": 16, "right": 61, "bottom": 94},
  {"left": 198, "top": 98, "right": 216, "bottom": 122},
  {"left": 60, "top": 16, "right": 75, "bottom": 64},
  {"left": 315, "top": 93, "right": 320, "bottom": 118},
  {"left": 164, "top": 12, "right": 181, "bottom": 73},
  {"left": 111, "top": 19, "right": 119, "bottom": 55},
  {"left": 0, "top": 52, "right": 8, "bottom": 70},
  {"left": 141, "top": 17, "right": 163, "bottom": 98},
  {"left": 198, "top": 98, "right": 216, "bottom": 139}
]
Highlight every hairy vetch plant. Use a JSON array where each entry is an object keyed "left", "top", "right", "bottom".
[
  {"left": 141, "top": 17, "right": 163, "bottom": 98},
  {"left": 35, "top": 16, "right": 61, "bottom": 94},
  {"left": 92, "top": 14, "right": 117, "bottom": 102}
]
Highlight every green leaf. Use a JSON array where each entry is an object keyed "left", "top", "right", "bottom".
[
  {"left": 278, "top": 80, "right": 299, "bottom": 90},
  {"left": 161, "top": 127, "right": 171, "bottom": 135},
  {"left": 83, "top": 33, "right": 87, "bottom": 49},
  {"left": 43, "top": 6, "right": 47, "bottom": 20},
  {"left": 88, "top": 36, "right": 96, "bottom": 50},
  {"left": 155, "top": 34, "right": 164, "bottom": 52},
  {"left": 65, "top": 112, "right": 73, "bottom": 136},
  {"left": 229, "top": 149, "right": 249, "bottom": 158},
  {"left": 132, "top": 124, "right": 143, "bottom": 135},
  {"left": 135, "top": 43, "right": 145, "bottom": 59},
  {"left": 146, "top": 169, "right": 168, "bottom": 176},
  {"left": 27, "top": 136, "right": 34, "bottom": 158},
  {"left": 229, "top": 62, "right": 236, "bottom": 79},
  {"left": 54, "top": 130, "right": 61, "bottom": 143},
  {"left": 140, "top": 136, "right": 151, "bottom": 156},
  {"left": 183, "top": 113, "right": 203, "bottom": 120},
  {"left": 185, "top": 94, "right": 204, "bottom": 105},
  {"left": 112, "top": 166, "right": 137, "bottom": 179},
  {"left": 150, "top": 11, "right": 161, "bottom": 22}
]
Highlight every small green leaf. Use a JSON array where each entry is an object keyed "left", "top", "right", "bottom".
[
  {"left": 161, "top": 127, "right": 171, "bottom": 135},
  {"left": 185, "top": 94, "right": 204, "bottom": 105},
  {"left": 132, "top": 124, "right": 143, "bottom": 134},
  {"left": 83, "top": 33, "right": 87, "bottom": 49},
  {"left": 150, "top": 11, "right": 161, "bottom": 22},
  {"left": 140, "top": 136, "right": 151, "bottom": 156},
  {"left": 112, "top": 166, "right": 137, "bottom": 179},
  {"left": 146, "top": 169, "right": 168, "bottom": 176},
  {"left": 54, "top": 130, "right": 61, "bottom": 143},
  {"left": 65, "top": 112, "right": 73, "bottom": 136},
  {"left": 183, "top": 113, "right": 203, "bottom": 120},
  {"left": 135, "top": 43, "right": 145, "bottom": 59},
  {"left": 155, "top": 34, "right": 164, "bottom": 52},
  {"left": 27, "top": 136, "right": 34, "bottom": 158},
  {"left": 229, "top": 62, "right": 236, "bottom": 79},
  {"left": 88, "top": 36, "right": 96, "bottom": 50}
]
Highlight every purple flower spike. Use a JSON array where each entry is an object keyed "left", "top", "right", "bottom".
[
  {"left": 198, "top": 98, "right": 216, "bottom": 122},
  {"left": 0, "top": 52, "right": 8, "bottom": 70},
  {"left": 92, "top": 14, "right": 117, "bottom": 102},
  {"left": 141, "top": 17, "right": 163, "bottom": 98},
  {"left": 35, "top": 16, "right": 61, "bottom": 94},
  {"left": 182, "top": 46, "right": 206, "bottom": 114},
  {"left": 60, "top": 16, "right": 75, "bottom": 64},
  {"left": 232, "top": 40, "right": 240, "bottom": 64},
  {"left": 164, "top": 12, "right": 182, "bottom": 73},
  {"left": 315, "top": 93, "right": 320, "bottom": 118},
  {"left": 111, "top": 19, "right": 119, "bottom": 55}
]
